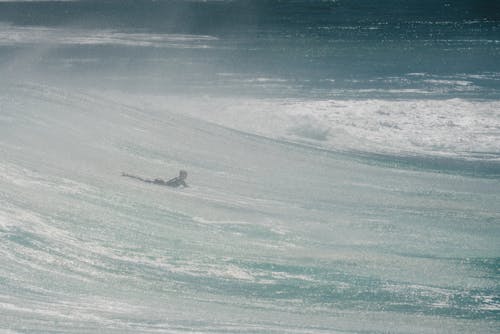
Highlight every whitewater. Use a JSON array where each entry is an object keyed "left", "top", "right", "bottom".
[{"left": 1, "top": 1, "right": 499, "bottom": 333}]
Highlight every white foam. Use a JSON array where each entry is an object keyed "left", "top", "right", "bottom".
[
  {"left": 423, "top": 79, "right": 474, "bottom": 87},
  {"left": 106, "top": 92, "right": 500, "bottom": 161},
  {"left": 0, "top": 24, "right": 217, "bottom": 48},
  {"left": 192, "top": 216, "right": 250, "bottom": 225},
  {"left": 0, "top": 162, "right": 95, "bottom": 194},
  {"left": 474, "top": 294, "right": 500, "bottom": 311}
]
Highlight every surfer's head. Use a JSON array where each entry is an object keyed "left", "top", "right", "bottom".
[{"left": 179, "top": 170, "right": 187, "bottom": 180}]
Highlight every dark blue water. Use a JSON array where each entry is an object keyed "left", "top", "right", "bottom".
[{"left": 1, "top": 0, "right": 499, "bottom": 98}]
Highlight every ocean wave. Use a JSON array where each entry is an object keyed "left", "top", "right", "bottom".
[
  {"left": 107, "top": 92, "right": 500, "bottom": 163},
  {"left": 1, "top": 82, "right": 499, "bottom": 332}
]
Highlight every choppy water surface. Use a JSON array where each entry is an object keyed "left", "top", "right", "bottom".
[{"left": 0, "top": 1, "right": 499, "bottom": 333}]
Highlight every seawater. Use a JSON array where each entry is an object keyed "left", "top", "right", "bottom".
[{"left": 0, "top": 1, "right": 499, "bottom": 333}]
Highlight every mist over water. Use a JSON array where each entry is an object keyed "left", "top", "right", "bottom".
[{"left": 1, "top": 1, "right": 499, "bottom": 333}]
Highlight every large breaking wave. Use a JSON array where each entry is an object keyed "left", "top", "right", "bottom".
[{"left": 1, "top": 82, "right": 499, "bottom": 333}]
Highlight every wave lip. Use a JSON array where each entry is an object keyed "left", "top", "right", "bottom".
[{"left": 120, "top": 94, "right": 500, "bottom": 163}]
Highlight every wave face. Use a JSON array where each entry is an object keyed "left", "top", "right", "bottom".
[{"left": 1, "top": 1, "right": 499, "bottom": 333}]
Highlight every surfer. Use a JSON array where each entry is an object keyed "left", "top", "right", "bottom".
[{"left": 122, "top": 170, "right": 188, "bottom": 188}]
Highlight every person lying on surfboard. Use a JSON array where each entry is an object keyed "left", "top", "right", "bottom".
[{"left": 122, "top": 170, "right": 188, "bottom": 188}]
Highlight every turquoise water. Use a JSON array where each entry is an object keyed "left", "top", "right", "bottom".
[{"left": 0, "top": 1, "right": 499, "bottom": 333}]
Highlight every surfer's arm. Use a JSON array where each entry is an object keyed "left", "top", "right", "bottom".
[{"left": 165, "top": 177, "right": 178, "bottom": 186}]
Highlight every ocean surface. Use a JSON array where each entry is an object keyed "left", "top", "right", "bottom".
[{"left": 0, "top": 1, "right": 499, "bottom": 333}]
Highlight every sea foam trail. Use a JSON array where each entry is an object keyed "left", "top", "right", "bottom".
[
  {"left": 0, "top": 23, "right": 217, "bottom": 48},
  {"left": 0, "top": 83, "right": 499, "bottom": 333}
]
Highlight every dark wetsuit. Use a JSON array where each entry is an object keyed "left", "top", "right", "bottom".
[
  {"left": 164, "top": 176, "right": 188, "bottom": 187},
  {"left": 122, "top": 173, "right": 188, "bottom": 188}
]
